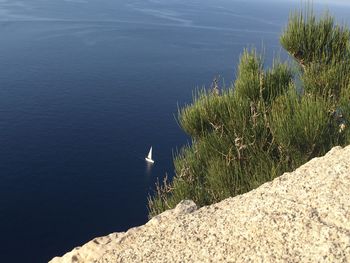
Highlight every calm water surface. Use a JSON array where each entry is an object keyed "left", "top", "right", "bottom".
[{"left": 0, "top": 1, "right": 349, "bottom": 262}]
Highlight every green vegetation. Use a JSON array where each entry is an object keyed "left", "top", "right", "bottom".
[{"left": 148, "top": 7, "right": 350, "bottom": 217}]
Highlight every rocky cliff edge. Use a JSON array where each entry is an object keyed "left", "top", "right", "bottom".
[{"left": 50, "top": 145, "right": 350, "bottom": 263}]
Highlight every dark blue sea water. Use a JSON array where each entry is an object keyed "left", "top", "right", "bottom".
[{"left": 0, "top": 1, "right": 349, "bottom": 262}]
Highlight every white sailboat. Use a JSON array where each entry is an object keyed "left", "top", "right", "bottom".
[{"left": 145, "top": 146, "right": 154, "bottom": 164}]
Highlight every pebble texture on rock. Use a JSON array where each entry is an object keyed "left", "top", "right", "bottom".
[{"left": 50, "top": 146, "right": 350, "bottom": 263}]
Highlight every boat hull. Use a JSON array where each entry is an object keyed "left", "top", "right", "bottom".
[{"left": 145, "top": 157, "right": 154, "bottom": 164}]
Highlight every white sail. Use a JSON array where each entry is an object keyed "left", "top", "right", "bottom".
[
  {"left": 145, "top": 146, "right": 154, "bottom": 164},
  {"left": 147, "top": 147, "right": 152, "bottom": 159}
]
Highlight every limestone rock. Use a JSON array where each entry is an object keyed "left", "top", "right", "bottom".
[{"left": 49, "top": 145, "right": 350, "bottom": 263}]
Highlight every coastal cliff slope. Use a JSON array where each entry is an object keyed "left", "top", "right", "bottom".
[{"left": 50, "top": 145, "right": 350, "bottom": 263}]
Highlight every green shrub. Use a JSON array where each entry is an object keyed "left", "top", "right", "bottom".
[{"left": 148, "top": 7, "right": 350, "bottom": 218}]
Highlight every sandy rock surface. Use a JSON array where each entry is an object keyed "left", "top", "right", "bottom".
[{"left": 50, "top": 146, "right": 350, "bottom": 263}]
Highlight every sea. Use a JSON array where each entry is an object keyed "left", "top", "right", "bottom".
[{"left": 0, "top": 0, "right": 349, "bottom": 262}]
